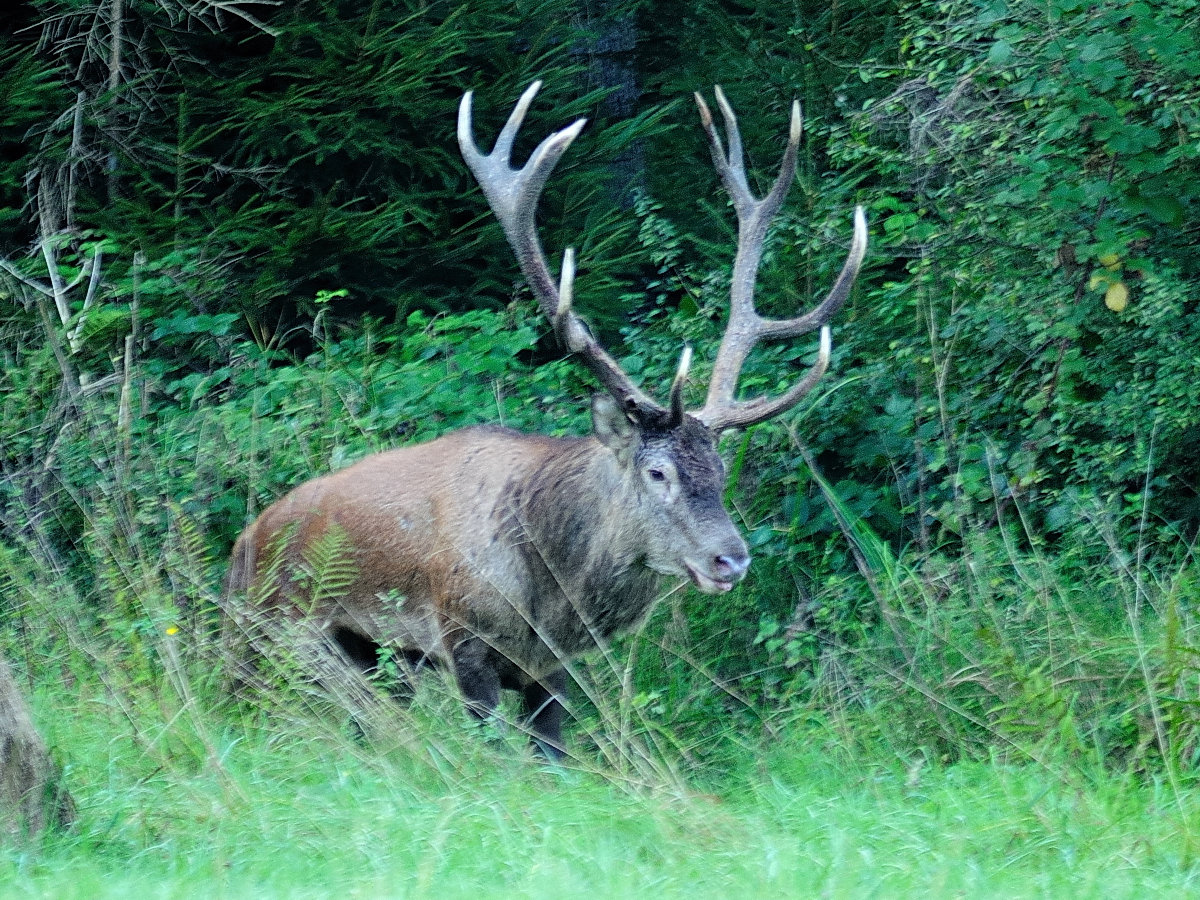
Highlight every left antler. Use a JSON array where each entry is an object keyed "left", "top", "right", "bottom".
[{"left": 691, "top": 87, "right": 868, "bottom": 432}]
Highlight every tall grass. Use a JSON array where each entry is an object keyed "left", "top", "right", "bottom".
[
  {"left": 3, "top": 643, "right": 1199, "bottom": 898},
  {"left": 789, "top": 458, "right": 1200, "bottom": 780}
]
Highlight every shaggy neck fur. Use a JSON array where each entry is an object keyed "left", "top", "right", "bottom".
[{"left": 498, "top": 436, "right": 665, "bottom": 656}]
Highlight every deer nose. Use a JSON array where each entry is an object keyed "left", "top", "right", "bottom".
[{"left": 714, "top": 552, "right": 751, "bottom": 581}]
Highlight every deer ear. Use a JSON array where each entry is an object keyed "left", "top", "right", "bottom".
[{"left": 591, "top": 394, "right": 639, "bottom": 460}]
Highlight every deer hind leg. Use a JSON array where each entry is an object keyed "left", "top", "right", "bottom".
[
  {"left": 330, "top": 627, "right": 432, "bottom": 702},
  {"left": 450, "top": 636, "right": 502, "bottom": 724},
  {"left": 522, "top": 669, "right": 567, "bottom": 760}
]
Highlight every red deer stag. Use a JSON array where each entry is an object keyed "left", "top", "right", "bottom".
[{"left": 224, "top": 82, "right": 867, "bottom": 757}]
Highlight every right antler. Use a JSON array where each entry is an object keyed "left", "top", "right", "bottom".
[
  {"left": 691, "top": 87, "right": 868, "bottom": 432},
  {"left": 458, "top": 82, "right": 687, "bottom": 427}
]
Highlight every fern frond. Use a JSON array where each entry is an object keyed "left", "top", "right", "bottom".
[
  {"left": 247, "top": 523, "right": 296, "bottom": 611},
  {"left": 299, "top": 523, "right": 358, "bottom": 614},
  {"left": 167, "top": 502, "right": 218, "bottom": 607}
]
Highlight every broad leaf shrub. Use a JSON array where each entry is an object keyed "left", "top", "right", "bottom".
[{"left": 809, "top": 0, "right": 1200, "bottom": 541}]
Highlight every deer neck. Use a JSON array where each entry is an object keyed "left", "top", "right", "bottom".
[{"left": 515, "top": 438, "right": 663, "bottom": 604}]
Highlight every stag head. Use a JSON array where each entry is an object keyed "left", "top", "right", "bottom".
[{"left": 457, "top": 82, "right": 867, "bottom": 592}]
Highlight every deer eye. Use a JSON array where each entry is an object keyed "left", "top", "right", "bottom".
[{"left": 647, "top": 469, "right": 666, "bottom": 482}]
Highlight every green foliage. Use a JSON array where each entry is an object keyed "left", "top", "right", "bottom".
[
  {"left": 810, "top": 0, "right": 1200, "bottom": 537},
  {"left": 3, "top": 7, "right": 1200, "bottom": 888}
]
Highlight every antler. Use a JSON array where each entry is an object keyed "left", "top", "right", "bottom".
[
  {"left": 459, "top": 83, "right": 865, "bottom": 435},
  {"left": 458, "top": 82, "right": 687, "bottom": 426},
  {"left": 691, "top": 87, "right": 868, "bottom": 432}
]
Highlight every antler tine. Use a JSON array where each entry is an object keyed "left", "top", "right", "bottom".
[
  {"left": 458, "top": 82, "right": 586, "bottom": 320},
  {"left": 695, "top": 208, "right": 868, "bottom": 432},
  {"left": 695, "top": 89, "right": 803, "bottom": 405},
  {"left": 550, "top": 246, "right": 669, "bottom": 416},
  {"left": 460, "top": 85, "right": 667, "bottom": 420},
  {"left": 755, "top": 204, "right": 868, "bottom": 341},
  {"left": 666, "top": 345, "right": 693, "bottom": 428},
  {"left": 700, "top": 326, "right": 834, "bottom": 432},
  {"left": 692, "top": 86, "right": 866, "bottom": 432},
  {"left": 551, "top": 245, "right": 577, "bottom": 347},
  {"left": 695, "top": 87, "right": 748, "bottom": 213},
  {"left": 490, "top": 80, "right": 541, "bottom": 162}
]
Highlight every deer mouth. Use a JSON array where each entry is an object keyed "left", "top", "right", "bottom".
[{"left": 685, "top": 563, "right": 735, "bottom": 595}]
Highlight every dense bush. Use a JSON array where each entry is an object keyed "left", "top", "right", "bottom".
[{"left": 1, "top": 0, "right": 667, "bottom": 332}]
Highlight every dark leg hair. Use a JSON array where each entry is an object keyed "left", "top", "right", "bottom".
[{"left": 522, "top": 669, "right": 567, "bottom": 760}]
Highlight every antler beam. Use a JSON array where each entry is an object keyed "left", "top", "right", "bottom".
[
  {"left": 459, "top": 81, "right": 680, "bottom": 424},
  {"left": 692, "top": 87, "right": 868, "bottom": 432}
]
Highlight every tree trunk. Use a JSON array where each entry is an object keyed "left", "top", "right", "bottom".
[
  {"left": 0, "top": 655, "right": 73, "bottom": 839},
  {"left": 574, "top": 0, "right": 643, "bottom": 205}
]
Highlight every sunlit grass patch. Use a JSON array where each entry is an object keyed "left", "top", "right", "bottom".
[{"left": 2, "top": 672, "right": 1199, "bottom": 900}]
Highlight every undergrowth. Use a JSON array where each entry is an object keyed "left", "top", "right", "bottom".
[{"left": 0, "top": 310, "right": 1198, "bottom": 894}]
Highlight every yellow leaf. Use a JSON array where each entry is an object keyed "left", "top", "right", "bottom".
[
  {"left": 1104, "top": 282, "right": 1129, "bottom": 312},
  {"left": 1098, "top": 253, "right": 1121, "bottom": 270}
]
